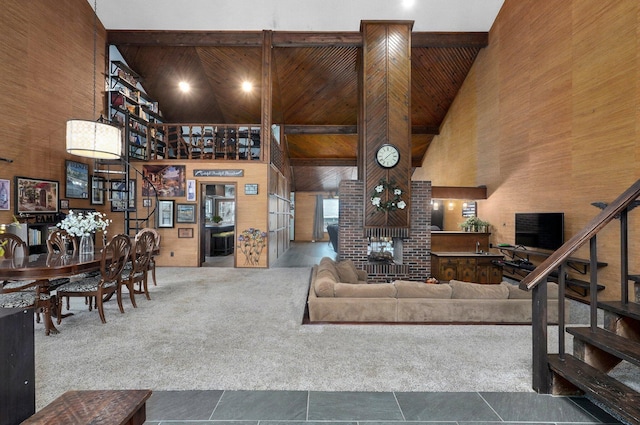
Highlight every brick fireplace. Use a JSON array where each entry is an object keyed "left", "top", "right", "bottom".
[{"left": 338, "top": 180, "right": 432, "bottom": 283}]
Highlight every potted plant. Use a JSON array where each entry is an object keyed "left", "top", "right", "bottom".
[
  {"left": 459, "top": 216, "right": 491, "bottom": 232},
  {"left": 212, "top": 215, "right": 223, "bottom": 224}
]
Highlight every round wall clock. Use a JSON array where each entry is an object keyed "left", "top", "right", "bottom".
[{"left": 375, "top": 144, "right": 400, "bottom": 168}]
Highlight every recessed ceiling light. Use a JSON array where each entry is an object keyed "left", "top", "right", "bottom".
[
  {"left": 242, "top": 81, "right": 253, "bottom": 92},
  {"left": 402, "top": 0, "right": 415, "bottom": 8},
  {"left": 178, "top": 81, "right": 190, "bottom": 92}
]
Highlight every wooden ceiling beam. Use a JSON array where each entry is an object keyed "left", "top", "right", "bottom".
[
  {"left": 284, "top": 125, "right": 438, "bottom": 135},
  {"left": 412, "top": 32, "right": 488, "bottom": 48},
  {"left": 108, "top": 30, "right": 487, "bottom": 49},
  {"left": 290, "top": 158, "right": 357, "bottom": 166},
  {"left": 106, "top": 30, "right": 264, "bottom": 46},
  {"left": 272, "top": 32, "right": 362, "bottom": 47},
  {"left": 284, "top": 125, "right": 357, "bottom": 134}
]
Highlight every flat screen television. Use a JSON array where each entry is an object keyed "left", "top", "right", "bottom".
[{"left": 515, "top": 212, "right": 564, "bottom": 250}]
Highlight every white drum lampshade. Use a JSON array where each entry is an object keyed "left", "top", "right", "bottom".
[{"left": 66, "top": 119, "right": 122, "bottom": 159}]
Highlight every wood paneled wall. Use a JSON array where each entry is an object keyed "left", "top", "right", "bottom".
[
  {"left": 124, "top": 161, "right": 269, "bottom": 268},
  {"left": 414, "top": 0, "right": 640, "bottom": 299},
  {"left": 0, "top": 0, "right": 104, "bottom": 224}
]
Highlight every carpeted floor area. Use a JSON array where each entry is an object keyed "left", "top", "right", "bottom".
[{"left": 33, "top": 265, "right": 638, "bottom": 412}]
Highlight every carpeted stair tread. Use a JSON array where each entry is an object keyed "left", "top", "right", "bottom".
[
  {"left": 548, "top": 354, "right": 640, "bottom": 425},
  {"left": 566, "top": 327, "right": 640, "bottom": 367},
  {"left": 597, "top": 301, "right": 640, "bottom": 321}
]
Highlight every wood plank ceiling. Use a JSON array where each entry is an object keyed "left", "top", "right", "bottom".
[{"left": 107, "top": 31, "right": 487, "bottom": 192}]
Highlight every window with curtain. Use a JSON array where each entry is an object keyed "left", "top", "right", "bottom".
[{"left": 322, "top": 198, "right": 339, "bottom": 232}]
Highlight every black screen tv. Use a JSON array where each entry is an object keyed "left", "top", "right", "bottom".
[{"left": 515, "top": 212, "right": 564, "bottom": 250}]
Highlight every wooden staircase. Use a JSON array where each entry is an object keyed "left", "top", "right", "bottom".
[
  {"left": 519, "top": 179, "right": 640, "bottom": 425},
  {"left": 93, "top": 158, "right": 158, "bottom": 237}
]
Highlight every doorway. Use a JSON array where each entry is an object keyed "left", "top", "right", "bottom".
[{"left": 201, "top": 183, "right": 236, "bottom": 267}]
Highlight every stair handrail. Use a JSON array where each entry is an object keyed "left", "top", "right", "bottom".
[
  {"left": 522, "top": 178, "right": 640, "bottom": 394},
  {"left": 519, "top": 178, "right": 640, "bottom": 291}
]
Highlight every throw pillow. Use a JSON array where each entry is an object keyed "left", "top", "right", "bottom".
[{"left": 335, "top": 259, "right": 359, "bottom": 284}]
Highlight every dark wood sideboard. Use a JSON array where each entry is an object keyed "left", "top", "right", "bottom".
[{"left": 431, "top": 252, "right": 503, "bottom": 284}]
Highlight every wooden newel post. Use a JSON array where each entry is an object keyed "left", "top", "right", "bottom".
[{"left": 531, "top": 280, "right": 550, "bottom": 393}]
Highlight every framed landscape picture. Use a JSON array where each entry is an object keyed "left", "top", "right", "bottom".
[
  {"left": 65, "top": 160, "right": 89, "bottom": 199},
  {"left": 176, "top": 203, "right": 196, "bottom": 223},
  {"left": 15, "top": 176, "right": 59, "bottom": 214}
]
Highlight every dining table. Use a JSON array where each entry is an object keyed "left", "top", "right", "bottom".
[{"left": 0, "top": 251, "right": 106, "bottom": 334}]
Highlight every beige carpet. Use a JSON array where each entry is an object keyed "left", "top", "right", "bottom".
[{"left": 35, "top": 267, "right": 557, "bottom": 409}]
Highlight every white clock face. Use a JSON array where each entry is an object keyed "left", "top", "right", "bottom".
[{"left": 376, "top": 144, "right": 400, "bottom": 168}]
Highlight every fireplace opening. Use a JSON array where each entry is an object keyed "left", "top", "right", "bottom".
[{"left": 368, "top": 237, "right": 403, "bottom": 264}]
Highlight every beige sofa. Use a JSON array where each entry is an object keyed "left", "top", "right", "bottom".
[{"left": 307, "top": 257, "right": 566, "bottom": 323}]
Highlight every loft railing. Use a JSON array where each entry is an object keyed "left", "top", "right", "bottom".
[
  {"left": 520, "top": 179, "right": 640, "bottom": 392},
  {"left": 145, "top": 123, "right": 262, "bottom": 161}
]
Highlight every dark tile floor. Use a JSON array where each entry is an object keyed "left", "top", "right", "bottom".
[{"left": 143, "top": 390, "right": 622, "bottom": 424}]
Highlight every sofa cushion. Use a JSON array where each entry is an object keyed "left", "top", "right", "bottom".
[
  {"left": 335, "top": 259, "right": 359, "bottom": 284},
  {"left": 334, "top": 282, "right": 397, "bottom": 298},
  {"left": 318, "top": 257, "right": 339, "bottom": 281},
  {"left": 505, "top": 281, "right": 559, "bottom": 299},
  {"left": 449, "top": 280, "right": 509, "bottom": 299},
  {"left": 314, "top": 274, "right": 336, "bottom": 297},
  {"left": 394, "top": 280, "right": 452, "bottom": 299}
]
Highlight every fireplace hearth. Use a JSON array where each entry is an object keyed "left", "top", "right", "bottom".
[{"left": 338, "top": 180, "right": 432, "bottom": 283}]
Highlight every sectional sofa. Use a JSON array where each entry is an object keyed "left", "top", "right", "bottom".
[{"left": 307, "top": 257, "right": 567, "bottom": 323}]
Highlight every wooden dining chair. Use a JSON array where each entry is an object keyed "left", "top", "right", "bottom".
[
  {"left": 55, "top": 234, "right": 131, "bottom": 324},
  {"left": 120, "top": 231, "right": 155, "bottom": 308},
  {"left": 135, "top": 228, "right": 160, "bottom": 287},
  {"left": 0, "top": 233, "right": 56, "bottom": 335}
]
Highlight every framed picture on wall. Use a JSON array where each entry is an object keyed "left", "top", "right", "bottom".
[
  {"left": 186, "top": 179, "right": 196, "bottom": 202},
  {"left": 110, "top": 179, "right": 136, "bottom": 212},
  {"left": 178, "top": 228, "right": 194, "bottom": 238},
  {"left": 91, "top": 176, "right": 105, "bottom": 205},
  {"left": 0, "top": 179, "right": 9, "bottom": 211},
  {"left": 158, "top": 200, "right": 174, "bottom": 228},
  {"left": 176, "top": 203, "right": 196, "bottom": 223},
  {"left": 59, "top": 199, "right": 69, "bottom": 210},
  {"left": 15, "top": 176, "right": 59, "bottom": 214},
  {"left": 142, "top": 165, "right": 186, "bottom": 197},
  {"left": 65, "top": 160, "right": 89, "bottom": 199}
]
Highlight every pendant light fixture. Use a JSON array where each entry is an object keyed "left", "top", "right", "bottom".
[{"left": 66, "top": 0, "right": 122, "bottom": 159}]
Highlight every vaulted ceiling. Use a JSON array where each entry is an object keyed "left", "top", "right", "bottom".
[{"left": 107, "top": 30, "right": 487, "bottom": 192}]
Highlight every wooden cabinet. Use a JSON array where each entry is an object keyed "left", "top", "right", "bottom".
[{"left": 431, "top": 252, "right": 503, "bottom": 284}]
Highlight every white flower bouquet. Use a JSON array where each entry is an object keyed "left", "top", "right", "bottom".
[{"left": 57, "top": 210, "right": 111, "bottom": 237}]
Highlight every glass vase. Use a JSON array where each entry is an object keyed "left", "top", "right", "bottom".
[{"left": 79, "top": 234, "right": 94, "bottom": 257}]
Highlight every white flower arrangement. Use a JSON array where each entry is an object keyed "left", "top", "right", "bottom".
[
  {"left": 370, "top": 179, "right": 407, "bottom": 212},
  {"left": 57, "top": 210, "right": 111, "bottom": 237}
]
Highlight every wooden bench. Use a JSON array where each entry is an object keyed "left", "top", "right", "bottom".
[{"left": 21, "top": 389, "right": 151, "bottom": 425}]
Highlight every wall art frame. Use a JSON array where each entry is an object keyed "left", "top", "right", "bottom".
[
  {"left": 110, "top": 179, "right": 136, "bottom": 212},
  {"left": 158, "top": 199, "right": 174, "bottom": 228},
  {"left": 178, "top": 227, "right": 194, "bottom": 238},
  {"left": 176, "top": 203, "right": 197, "bottom": 223},
  {"left": 91, "top": 175, "right": 105, "bottom": 205},
  {"left": 0, "top": 179, "right": 9, "bottom": 211},
  {"left": 65, "top": 160, "right": 89, "bottom": 199},
  {"left": 15, "top": 176, "right": 59, "bottom": 214}
]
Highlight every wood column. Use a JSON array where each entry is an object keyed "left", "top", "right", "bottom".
[{"left": 360, "top": 21, "right": 413, "bottom": 232}]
